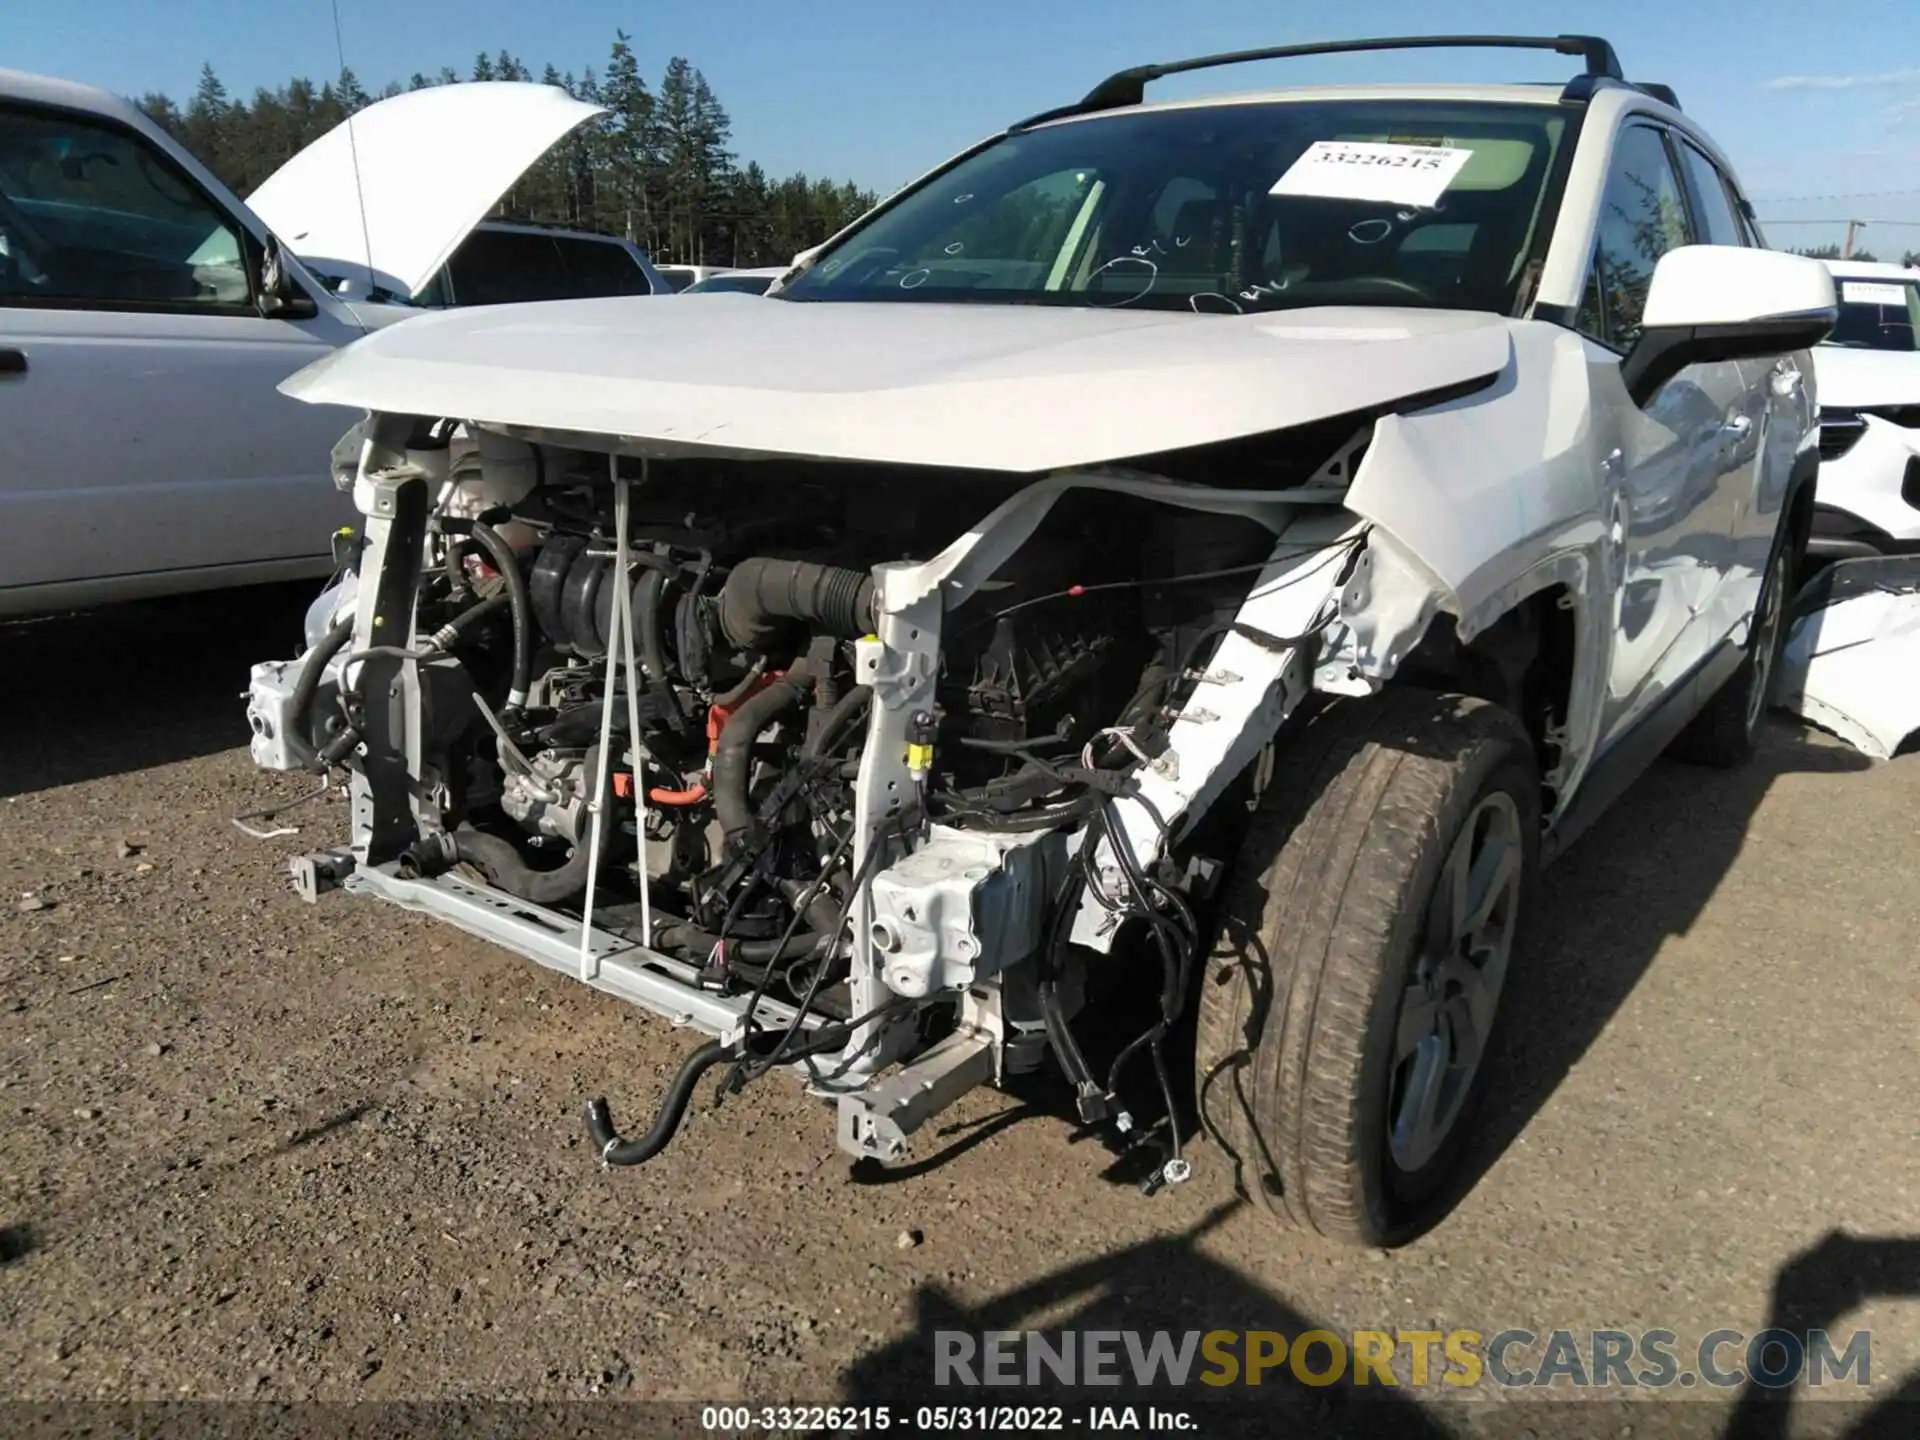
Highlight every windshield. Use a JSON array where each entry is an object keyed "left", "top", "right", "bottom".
[
  {"left": 1826, "top": 277, "right": 1920, "bottom": 352},
  {"left": 781, "top": 99, "right": 1571, "bottom": 314}
]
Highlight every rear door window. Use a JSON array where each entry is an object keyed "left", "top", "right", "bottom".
[
  {"left": 554, "top": 235, "right": 652, "bottom": 297},
  {"left": 1674, "top": 141, "right": 1744, "bottom": 247},
  {"left": 443, "top": 228, "right": 566, "bottom": 305}
]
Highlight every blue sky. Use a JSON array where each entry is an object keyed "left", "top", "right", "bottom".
[{"left": 6, "top": 0, "right": 1920, "bottom": 251}]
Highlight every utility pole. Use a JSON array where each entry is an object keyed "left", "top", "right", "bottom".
[{"left": 1843, "top": 218, "right": 1865, "bottom": 258}]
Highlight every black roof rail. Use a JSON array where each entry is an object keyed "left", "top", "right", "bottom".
[
  {"left": 1012, "top": 33, "right": 1623, "bottom": 129},
  {"left": 1559, "top": 72, "right": 1682, "bottom": 109}
]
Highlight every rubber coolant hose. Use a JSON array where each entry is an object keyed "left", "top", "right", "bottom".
[
  {"left": 584, "top": 1039, "right": 730, "bottom": 1167},
  {"left": 804, "top": 684, "right": 873, "bottom": 759},
  {"left": 650, "top": 920, "right": 830, "bottom": 967},
  {"left": 712, "top": 665, "right": 812, "bottom": 844},
  {"left": 291, "top": 617, "right": 355, "bottom": 763},
  {"left": 466, "top": 520, "right": 534, "bottom": 710},
  {"left": 450, "top": 744, "right": 612, "bottom": 905}
]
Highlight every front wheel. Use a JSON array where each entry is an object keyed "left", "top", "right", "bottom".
[
  {"left": 1195, "top": 689, "right": 1540, "bottom": 1247},
  {"left": 1668, "top": 533, "right": 1795, "bottom": 769}
]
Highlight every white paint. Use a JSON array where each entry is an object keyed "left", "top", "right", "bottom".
[
  {"left": 1779, "top": 578, "right": 1920, "bottom": 759},
  {"left": 1811, "top": 407, "right": 1920, "bottom": 544},
  {"left": 248, "top": 82, "right": 605, "bottom": 300},
  {"left": 0, "top": 67, "right": 591, "bottom": 616},
  {"left": 281, "top": 301, "right": 1512, "bottom": 473},
  {"left": 1640, "top": 245, "right": 1836, "bottom": 330},
  {"left": 1269, "top": 140, "right": 1471, "bottom": 208}
]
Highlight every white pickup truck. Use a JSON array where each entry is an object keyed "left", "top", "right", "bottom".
[{"left": 0, "top": 70, "right": 603, "bottom": 616}]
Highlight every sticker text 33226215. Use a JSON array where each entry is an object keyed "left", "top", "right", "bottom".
[{"left": 1269, "top": 140, "right": 1473, "bottom": 208}]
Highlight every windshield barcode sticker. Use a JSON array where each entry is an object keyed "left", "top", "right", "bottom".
[
  {"left": 1842, "top": 281, "right": 1910, "bottom": 307},
  {"left": 1270, "top": 141, "right": 1473, "bottom": 208}
]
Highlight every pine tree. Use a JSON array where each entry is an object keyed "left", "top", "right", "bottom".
[
  {"left": 336, "top": 67, "right": 371, "bottom": 112},
  {"left": 600, "top": 34, "right": 656, "bottom": 245},
  {"left": 182, "top": 63, "right": 229, "bottom": 175},
  {"left": 143, "top": 39, "right": 878, "bottom": 263}
]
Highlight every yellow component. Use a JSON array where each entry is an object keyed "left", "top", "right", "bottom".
[
  {"left": 905, "top": 743, "right": 934, "bottom": 771},
  {"left": 335, "top": 527, "right": 355, "bottom": 537}
]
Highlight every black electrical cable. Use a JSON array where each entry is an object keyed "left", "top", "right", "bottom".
[
  {"left": 1037, "top": 866, "right": 1105, "bottom": 1117},
  {"left": 730, "top": 815, "right": 902, "bottom": 1092},
  {"left": 1081, "top": 794, "right": 1199, "bottom": 1186},
  {"left": 724, "top": 828, "right": 857, "bottom": 1055}
]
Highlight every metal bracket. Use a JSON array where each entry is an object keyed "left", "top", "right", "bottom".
[
  {"left": 288, "top": 849, "right": 357, "bottom": 905},
  {"left": 835, "top": 1027, "right": 997, "bottom": 1161}
]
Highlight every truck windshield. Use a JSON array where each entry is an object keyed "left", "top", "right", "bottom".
[{"left": 780, "top": 99, "right": 1572, "bottom": 315}]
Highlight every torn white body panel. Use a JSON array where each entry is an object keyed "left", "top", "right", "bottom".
[{"left": 1778, "top": 560, "right": 1920, "bottom": 759}]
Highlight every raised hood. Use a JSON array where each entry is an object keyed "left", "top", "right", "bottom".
[
  {"left": 281, "top": 298, "right": 1514, "bottom": 473},
  {"left": 247, "top": 83, "right": 605, "bottom": 300}
]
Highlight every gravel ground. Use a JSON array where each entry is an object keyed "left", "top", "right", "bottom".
[{"left": 3, "top": 587, "right": 1918, "bottom": 1439}]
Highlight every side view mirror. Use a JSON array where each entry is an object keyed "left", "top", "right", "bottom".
[
  {"left": 257, "top": 234, "right": 320, "bottom": 320},
  {"left": 1622, "top": 246, "right": 1836, "bottom": 406}
]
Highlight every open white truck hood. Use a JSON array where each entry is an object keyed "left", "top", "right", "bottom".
[
  {"left": 247, "top": 83, "right": 605, "bottom": 301},
  {"left": 280, "top": 298, "right": 1514, "bottom": 473}
]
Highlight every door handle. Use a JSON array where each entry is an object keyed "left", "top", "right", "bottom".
[
  {"left": 0, "top": 348, "right": 26, "bottom": 377},
  {"left": 1719, "top": 415, "right": 1753, "bottom": 442}
]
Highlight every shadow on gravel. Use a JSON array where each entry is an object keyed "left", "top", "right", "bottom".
[
  {"left": 275, "top": 1097, "right": 379, "bottom": 1153},
  {"left": 1725, "top": 1230, "right": 1920, "bottom": 1440},
  {"left": 1433, "top": 722, "right": 1874, "bottom": 1233},
  {"left": 839, "top": 1203, "right": 1461, "bottom": 1438},
  {"left": 841, "top": 1215, "right": 1920, "bottom": 1439},
  {"left": 0, "top": 583, "right": 314, "bottom": 797},
  {"left": 0, "top": 1222, "right": 36, "bottom": 1266}
]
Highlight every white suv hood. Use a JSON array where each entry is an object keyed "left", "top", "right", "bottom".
[
  {"left": 281, "top": 298, "right": 1515, "bottom": 473},
  {"left": 1812, "top": 344, "right": 1920, "bottom": 410},
  {"left": 247, "top": 83, "right": 605, "bottom": 301}
]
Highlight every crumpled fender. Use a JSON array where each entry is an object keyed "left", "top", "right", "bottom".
[{"left": 1778, "top": 556, "right": 1920, "bottom": 759}]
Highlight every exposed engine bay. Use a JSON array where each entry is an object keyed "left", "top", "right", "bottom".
[{"left": 246, "top": 412, "right": 1407, "bottom": 1184}]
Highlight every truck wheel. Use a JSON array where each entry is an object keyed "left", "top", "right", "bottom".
[
  {"left": 1195, "top": 689, "right": 1539, "bottom": 1246},
  {"left": 1666, "top": 536, "right": 1794, "bottom": 769}
]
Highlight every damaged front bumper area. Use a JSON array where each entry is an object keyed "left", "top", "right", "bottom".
[
  {"left": 1778, "top": 554, "right": 1920, "bottom": 759},
  {"left": 246, "top": 410, "right": 1442, "bottom": 1176}
]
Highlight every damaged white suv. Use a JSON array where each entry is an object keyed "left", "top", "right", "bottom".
[{"left": 246, "top": 34, "right": 1834, "bottom": 1245}]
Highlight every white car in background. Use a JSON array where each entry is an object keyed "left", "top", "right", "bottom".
[
  {"left": 0, "top": 70, "right": 603, "bottom": 617},
  {"left": 677, "top": 265, "right": 789, "bottom": 295},
  {"left": 1809, "top": 260, "right": 1920, "bottom": 560},
  {"left": 652, "top": 263, "right": 732, "bottom": 292}
]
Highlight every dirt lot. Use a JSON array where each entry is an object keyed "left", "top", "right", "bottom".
[{"left": 3, "top": 586, "right": 1918, "bottom": 1439}]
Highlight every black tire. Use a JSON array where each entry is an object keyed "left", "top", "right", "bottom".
[
  {"left": 1194, "top": 689, "right": 1540, "bottom": 1247},
  {"left": 1667, "top": 524, "right": 1798, "bottom": 769}
]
